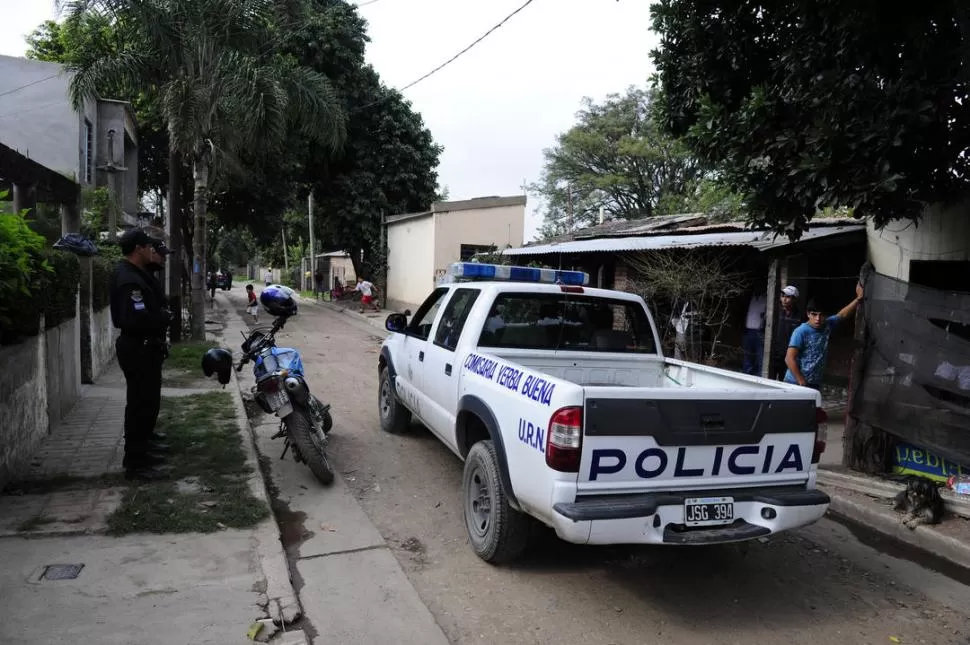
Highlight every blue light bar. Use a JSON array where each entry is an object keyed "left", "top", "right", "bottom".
[{"left": 440, "top": 262, "right": 589, "bottom": 286}]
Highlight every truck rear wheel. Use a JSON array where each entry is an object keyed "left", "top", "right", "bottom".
[
  {"left": 462, "top": 440, "right": 530, "bottom": 564},
  {"left": 379, "top": 367, "right": 410, "bottom": 434}
]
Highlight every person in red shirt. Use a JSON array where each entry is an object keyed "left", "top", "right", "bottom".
[{"left": 246, "top": 284, "right": 259, "bottom": 322}]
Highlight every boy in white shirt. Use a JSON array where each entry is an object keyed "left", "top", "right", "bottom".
[{"left": 355, "top": 277, "right": 380, "bottom": 313}]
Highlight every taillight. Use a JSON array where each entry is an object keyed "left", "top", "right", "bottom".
[
  {"left": 812, "top": 407, "right": 828, "bottom": 464},
  {"left": 257, "top": 376, "right": 281, "bottom": 394},
  {"left": 546, "top": 406, "right": 583, "bottom": 472}
]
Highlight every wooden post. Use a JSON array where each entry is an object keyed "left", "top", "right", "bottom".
[
  {"left": 761, "top": 257, "right": 779, "bottom": 378},
  {"left": 308, "top": 191, "right": 315, "bottom": 294}
]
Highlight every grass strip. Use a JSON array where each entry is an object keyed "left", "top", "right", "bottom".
[{"left": 107, "top": 391, "right": 269, "bottom": 535}]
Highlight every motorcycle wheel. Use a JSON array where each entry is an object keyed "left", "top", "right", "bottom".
[{"left": 285, "top": 407, "right": 335, "bottom": 485}]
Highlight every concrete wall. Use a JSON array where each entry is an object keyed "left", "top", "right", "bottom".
[
  {"left": 45, "top": 314, "right": 82, "bottom": 431},
  {"left": 431, "top": 198, "right": 525, "bottom": 274},
  {"left": 0, "top": 335, "right": 49, "bottom": 488},
  {"left": 386, "top": 214, "right": 435, "bottom": 312},
  {"left": 0, "top": 55, "right": 81, "bottom": 180},
  {"left": 91, "top": 305, "right": 117, "bottom": 381},
  {"left": 868, "top": 200, "right": 970, "bottom": 281}
]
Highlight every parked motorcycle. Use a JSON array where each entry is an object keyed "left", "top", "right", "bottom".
[{"left": 202, "top": 285, "right": 335, "bottom": 485}]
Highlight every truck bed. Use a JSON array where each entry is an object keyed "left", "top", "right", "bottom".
[{"left": 487, "top": 349, "right": 812, "bottom": 397}]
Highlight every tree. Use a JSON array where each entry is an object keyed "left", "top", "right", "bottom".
[
  {"left": 63, "top": 0, "right": 347, "bottom": 340},
  {"left": 282, "top": 0, "right": 442, "bottom": 280},
  {"left": 650, "top": 0, "right": 970, "bottom": 237},
  {"left": 533, "top": 87, "right": 707, "bottom": 238}
]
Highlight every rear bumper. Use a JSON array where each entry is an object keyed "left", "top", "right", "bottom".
[{"left": 550, "top": 485, "right": 829, "bottom": 546}]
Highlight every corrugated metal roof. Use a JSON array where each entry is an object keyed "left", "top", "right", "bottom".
[{"left": 503, "top": 223, "right": 866, "bottom": 256}]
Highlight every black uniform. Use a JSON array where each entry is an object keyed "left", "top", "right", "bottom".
[
  {"left": 769, "top": 305, "right": 802, "bottom": 381},
  {"left": 110, "top": 259, "right": 171, "bottom": 470}
]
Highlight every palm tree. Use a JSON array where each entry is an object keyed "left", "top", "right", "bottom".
[{"left": 61, "top": 0, "right": 346, "bottom": 339}]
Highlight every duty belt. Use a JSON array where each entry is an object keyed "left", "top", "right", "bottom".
[{"left": 120, "top": 334, "right": 167, "bottom": 346}]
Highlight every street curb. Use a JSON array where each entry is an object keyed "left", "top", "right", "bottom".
[
  {"left": 820, "top": 483, "right": 970, "bottom": 571},
  {"left": 313, "top": 299, "right": 389, "bottom": 334},
  {"left": 221, "top": 325, "right": 304, "bottom": 630},
  {"left": 819, "top": 468, "right": 970, "bottom": 520}
]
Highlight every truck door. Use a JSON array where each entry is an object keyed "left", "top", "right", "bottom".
[
  {"left": 422, "top": 288, "right": 482, "bottom": 449},
  {"left": 396, "top": 287, "right": 449, "bottom": 424}
]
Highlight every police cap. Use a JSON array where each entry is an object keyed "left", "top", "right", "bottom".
[{"left": 120, "top": 228, "right": 169, "bottom": 255}]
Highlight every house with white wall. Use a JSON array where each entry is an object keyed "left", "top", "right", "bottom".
[
  {"left": 0, "top": 54, "right": 140, "bottom": 222},
  {"left": 384, "top": 195, "right": 526, "bottom": 311}
]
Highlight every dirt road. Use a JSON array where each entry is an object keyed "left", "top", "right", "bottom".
[{"left": 229, "top": 291, "right": 970, "bottom": 645}]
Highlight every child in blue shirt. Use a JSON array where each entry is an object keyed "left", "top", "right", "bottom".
[{"left": 784, "top": 284, "right": 863, "bottom": 389}]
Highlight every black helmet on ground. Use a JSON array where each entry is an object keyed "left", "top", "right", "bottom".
[{"left": 201, "top": 348, "right": 233, "bottom": 385}]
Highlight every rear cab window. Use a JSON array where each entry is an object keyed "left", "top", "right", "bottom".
[{"left": 477, "top": 291, "right": 657, "bottom": 353}]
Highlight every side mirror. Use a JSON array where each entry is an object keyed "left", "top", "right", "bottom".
[{"left": 385, "top": 313, "right": 408, "bottom": 333}]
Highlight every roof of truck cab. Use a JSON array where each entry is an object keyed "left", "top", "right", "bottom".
[{"left": 444, "top": 281, "right": 643, "bottom": 301}]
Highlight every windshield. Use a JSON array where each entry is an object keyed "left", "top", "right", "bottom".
[{"left": 477, "top": 292, "right": 657, "bottom": 354}]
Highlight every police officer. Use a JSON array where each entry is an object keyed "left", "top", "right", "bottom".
[{"left": 110, "top": 228, "right": 173, "bottom": 481}]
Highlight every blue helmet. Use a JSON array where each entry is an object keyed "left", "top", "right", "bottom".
[{"left": 259, "top": 284, "right": 298, "bottom": 317}]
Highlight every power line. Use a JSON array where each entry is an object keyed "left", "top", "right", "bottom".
[
  {"left": 355, "top": 0, "right": 383, "bottom": 7},
  {"left": 398, "top": 0, "right": 537, "bottom": 93},
  {"left": 0, "top": 73, "right": 60, "bottom": 99},
  {"left": 353, "top": 0, "right": 538, "bottom": 112}
]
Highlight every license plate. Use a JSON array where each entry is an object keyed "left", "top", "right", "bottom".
[
  {"left": 684, "top": 497, "right": 734, "bottom": 527},
  {"left": 265, "top": 389, "right": 288, "bottom": 412}
]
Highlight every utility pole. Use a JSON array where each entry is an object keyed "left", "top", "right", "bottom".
[
  {"left": 281, "top": 225, "right": 289, "bottom": 271},
  {"left": 308, "top": 190, "right": 316, "bottom": 294},
  {"left": 566, "top": 182, "right": 573, "bottom": 231}
]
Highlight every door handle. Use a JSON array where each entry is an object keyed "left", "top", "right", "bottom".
[
  {"left": 418, "top": 351, "right": 424, "bottom": 361},
  {"left": 445, "top": 363, "right": 452, "bottom": 376}
]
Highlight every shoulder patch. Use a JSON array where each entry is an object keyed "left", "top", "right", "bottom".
[{"left": 130, "top": 290, "right": 143, "bottom": 303}]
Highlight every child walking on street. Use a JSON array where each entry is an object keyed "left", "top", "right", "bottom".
[
  {"left": 246, "top": 284, "right": 259, "bottom": 322},
  {"left": 355, "top": 277, "right": 380, "bottom": 313}
]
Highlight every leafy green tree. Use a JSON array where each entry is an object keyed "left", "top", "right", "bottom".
[
  {"left": 650, "top": 0, "right": 970, "bottom": 237},
  {"left": 282, "top": 0, "right": 442, "bottom": 279},
  {"left": 533, "top": 87, "right": 723, "bottom": 238},
  {"left": 62, "top": 0, "right": 347, "bottom": 340}
]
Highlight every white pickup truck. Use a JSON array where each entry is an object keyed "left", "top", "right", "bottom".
[{"left": 377, "top": 263, "right": 830, "bottom": 563}]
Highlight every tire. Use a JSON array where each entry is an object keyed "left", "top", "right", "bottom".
[
  {"left": 379, "top": 367, "right": 410, "bottom": 434},
  {"left": 462, "top": 440, "right": 531, "bottom": 564},
  {"left": 286, "top": 407, "right": 335, "bottom": 485}
]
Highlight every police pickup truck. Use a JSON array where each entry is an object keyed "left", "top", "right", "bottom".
[{"left": 377, "top": 262, "right": 830, "bottom": 564}]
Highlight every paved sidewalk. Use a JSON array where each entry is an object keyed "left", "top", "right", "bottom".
[
  {"left": 224, "top": 287, "right": 449, "bottom": 645},
  {"left": 0, "top": 338, "right": 305, "bottom": 644},
  {"left": 817, "top": 421, "right": 970, "bottom": 571}
]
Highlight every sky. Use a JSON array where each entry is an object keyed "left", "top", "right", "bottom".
[{"left": 0, "top": 0, "right": 658, "bottom": 241}]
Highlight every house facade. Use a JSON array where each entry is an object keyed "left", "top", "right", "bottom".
[
  {"left": 384, "top": 195, "right": 526, "bottom": 311},
  {"left": 0, "top": 55, "right": 139, "bottom": 223}
]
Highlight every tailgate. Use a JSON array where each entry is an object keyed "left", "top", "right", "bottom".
[{"left": 578, "top": 393, "right": 818, "bottom": 493}]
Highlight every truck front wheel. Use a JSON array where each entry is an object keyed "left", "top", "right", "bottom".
[
  {"left": 462, "top": 440, "right": 530, "bottom": 564},
  {"left": 379, "top": 367, "right": 410, "bottom": 434}
]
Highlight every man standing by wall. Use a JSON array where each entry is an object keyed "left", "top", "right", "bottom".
[
  {"left": 785, "top": 284, "right": 864, "bottom": 390},
  {"left": 769, "top": 285, "right": 803, "bottom": 380},
  {"left": 110, "top": 229, "right": 172, "bottom": 481},
  {"left": 742, "top": 288, "right": 767, "bottom": 375}
]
